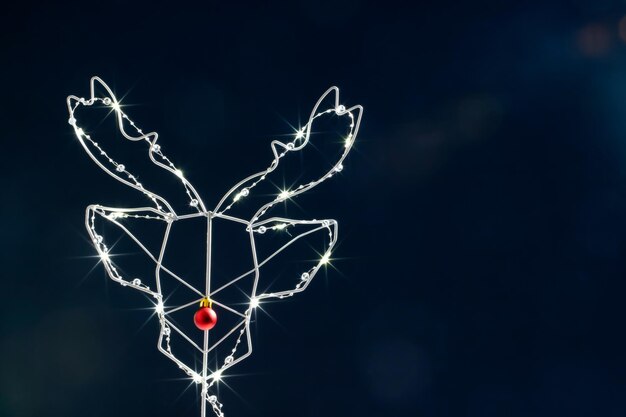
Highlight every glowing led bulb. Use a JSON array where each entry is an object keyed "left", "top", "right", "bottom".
[
  {"left": 278, "top": 190, "right": 290, "bottom": 199},
  {"left": 211, "top": 370, "right": 222, "bottom": 382},
  {"left": 250, "top": 298, "right": 260, "bottom": 309},
  {"left": 156, "top": 301, "right": 164, "bottom": 314},
  {"left": 233, "top": 188, "right": 249, "bottom": 202},
  {"left": 320, "top": 252, "right": 331, "bottom": 265},
  {"left": 192, "top": 373, "right": 203, "bottom": 384},
  {"left": 108, "top": 211, "right": 124, "bottom": 220},
  {"left": 100, "top": 251, "right": 110, "bottom": 262},
  {"left": 295, "top": 129, "right": 305, "bottom": 139}
]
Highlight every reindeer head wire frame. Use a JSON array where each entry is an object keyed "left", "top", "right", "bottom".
[{"left": 67, "top": 77, "right": 363, "bottom": 417}]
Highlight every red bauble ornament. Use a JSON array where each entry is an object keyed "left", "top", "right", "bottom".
[{"left": 194, "top": 299, "right": 217, "bottom": 330}]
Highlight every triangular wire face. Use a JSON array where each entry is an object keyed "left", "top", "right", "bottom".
[{"left": 161, "top": 215, "right": 209, "bottom": 295}]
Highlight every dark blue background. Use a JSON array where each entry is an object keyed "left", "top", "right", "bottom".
[{"left": 2, "top": 1, "right": 626, "bottom": 416}]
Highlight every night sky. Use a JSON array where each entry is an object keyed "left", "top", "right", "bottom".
[{"left": 2, "top": 1, "right": 626, "bottom": 416}]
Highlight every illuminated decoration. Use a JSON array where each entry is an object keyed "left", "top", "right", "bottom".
[{"left": 66, "top": 77, "right": 363, "bottom": 417}]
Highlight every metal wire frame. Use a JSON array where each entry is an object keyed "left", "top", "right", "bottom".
[{"left": 67, "top": 77, "right": 363, "bottom": 417}]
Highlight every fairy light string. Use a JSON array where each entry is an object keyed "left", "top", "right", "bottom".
[{"left": 67, "top": 77, "right": 363, "bottom": 417}]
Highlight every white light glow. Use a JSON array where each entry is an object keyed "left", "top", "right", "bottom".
[
  {"left": 107, "top": 211, "right": 124, "bottom": 220},
  {"left": 68, "top": 77, "right": 362, "bottom": 417},
  {"left": 211, "top": 370, "right": 222, "bottom": 382},
  {"left": 320, "top": 252, "right": 331, "bottom": 265}
]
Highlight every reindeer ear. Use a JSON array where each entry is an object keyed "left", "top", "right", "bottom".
[
  {"left": 239, "top": 217, "right": 338, "bottom": 301},
  {"left": 67, "top": 77, "right": 207, "bottom": 215},
  {"left": 213, "top": 86, "right": 363, "bottom": 220},
  {"left": 85, "top": 204, "right": 171, "bottom": 296}
]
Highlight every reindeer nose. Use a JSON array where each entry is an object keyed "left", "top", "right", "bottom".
[{"left": 194, "top": 298, "right": 217, "bottom": 330}]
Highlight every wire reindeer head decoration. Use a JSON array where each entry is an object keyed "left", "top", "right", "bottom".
[{"left": 67, "top": 77, "right": 363, "bottom": 417}]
